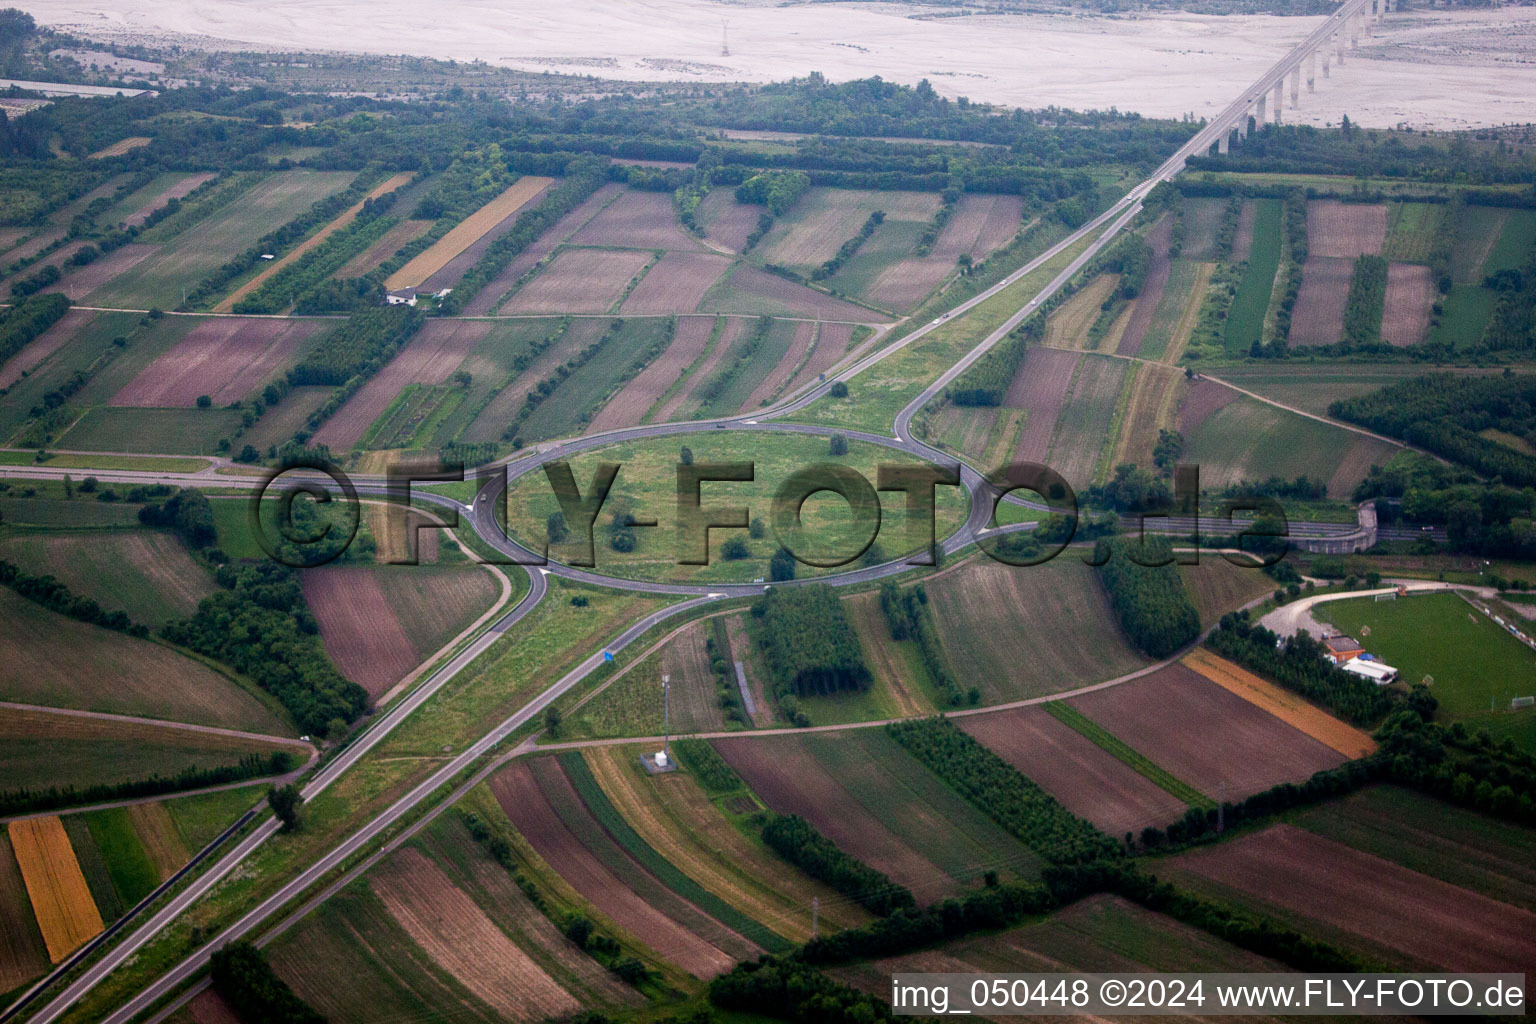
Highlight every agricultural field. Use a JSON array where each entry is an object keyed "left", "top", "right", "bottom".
[
  {"left": 1004, "top": 346, "right": 1080, "bottom": 462},
  {"left": 0, "top": 309, "right": 143, "bottom": 442},
  {"left": 465, "top": 184, "right": 625, "bottom": 316},
  {"left": 568, "top": 189, "right": 706, "bottom": 252},
  {"left": 585, "top": 316, "right": 716, "bottom": 432},
  {"left": 302, "top": 563, "right": 502, "bottom": 699},
  {"left": 315, "top": 318, "right": 490, "bottom": 450},
  {"left": 1041, "top": 273, "right": 1119, "bottom": 351},
  {"left": 1106, "top": 361, "right": 1182, "bottom": 469},
  {"left": 385, "top": 175, "right": 555, "bottom": 292},
  {"left": 620, "top": 252, "right": 733, "bottom": 315},
  {"left": 102, "top": 172, "right": 216, "bottom": 229},
  {"left": 333, "top": 217, "right": 432, "bottom": 279},
  {"left": 84, "top": 170, "right": 358, "bottom": 309},
  {"left": 958, "top": 706, "right": 1190, "bottom": 837},
  {"left": 500, "top": 430, "right": 969, "bottom": 586},
  {"left": 923, "top": 556, "right": 1149, "bottom": 704},
  {"left": 1382, "top": 201, "right": 1448, "bottom": 263},
  {"left": 0, "top": 831, "right": 49, "bottom": 992},
  {"left": 109, "top": 317, "right": 321, "bottom": 407},
  {"left": 699, "top": 263, "right": 885, "bottom": 322},
  {"left": 1137, "top": 259, "right": 1211, "bottom": 362},
  {"left": 566, "top": 618, "right": 730, "bottom": 738},
  {"left": 1115, "top": 216, "right": 1173, "bottom": 357},
  {"left": 1380, "top": 262, "right": 1435, "bottom": 347},
  {"left": 1177, "top": 557, "right": 1276, "bottom": 628},
  {"left": 1287, "top": 256, "right": 1351, "bottom": 347},
  {"left": 1164, "top": 823, "right": 1536, "bottom": 973},
  {"left": 1046, "top": 354, "right": 1129, "bottom": 490},
  {"left": 55, "top": 407, "right": 244, "bottom": 456},
  {"left": 714, "top": 728, "right": 1041, "bottom": 899},
  {"left": 1287, "top": 785, "right": 1536, "bottom": 913},
  {"left": 0, "top": 705, "right": 296, "bottom": 793},
  {"left": 1314, "top": 592, "right": 1536, "bottom": 750},
  {"left": 1222, "top": 198, "right": 1281, "bottom": 355},
  {"left": 1306, "top": 200, "right": 1387, "bottom": 259},
  {"left": 0, "top": 589, "right": 291, "bottom": 735},
  {"left": 1207, "top": 363, "right": 1461, "bottom": 418},
  {"left": 7, "top": 817, "right": 103, "bottom": 962},
  {"left": 490, "top": 758, "right": 747, "bottom": 978},
  {"left": 757, "top": 189, "right": 935, "bottom": 274},
  {"left": 501, "top": 248, "right": 654, "bottom": 314},
  {"left": 1180, "top": 197, "right": 1228, "bottom": 261},
  {"left": 1182, "top": 396, "right": 1397, "bottom": 497},
  {"left": 516, "top": 317, "right": 675, "bottom": 441},
  {"left": 841, "top": 590, "right": 939, "bottom": 720},
  {"left": 1067, "top": 663, "right": 1347, "bottom": 799},
  {"left": 831, "top": 893, "right": 1280, "bottom": 994}
]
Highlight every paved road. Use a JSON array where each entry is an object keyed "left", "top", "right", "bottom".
[{"left": 9, "top": 4, "right": 1404, "bottom": 1016}]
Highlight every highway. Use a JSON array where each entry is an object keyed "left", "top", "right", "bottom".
[{"left": 6, "top": 3, "right": 1408, "bottom": 1018}]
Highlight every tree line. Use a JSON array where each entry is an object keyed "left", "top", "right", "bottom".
[
  {"left": 878, "top": 582, "right": 975, "bottom": 706},
  {"left": 0, "top": 751, "right": 295, "bottom": 817},
  {"left": 0, "top": 292, "right": 68, "bottom": 365}
]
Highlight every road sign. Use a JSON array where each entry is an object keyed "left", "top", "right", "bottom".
[{"left": 602, "top": 651, "right": 614, "bottom": 662}]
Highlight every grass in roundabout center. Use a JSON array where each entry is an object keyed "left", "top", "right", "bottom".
[{"left": 500, "top": 430, "right": 970, "bottom": 586}]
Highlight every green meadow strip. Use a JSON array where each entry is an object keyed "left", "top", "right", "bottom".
[{"left": 1042, "top": 702, "right": 1214, "bottom": 809}]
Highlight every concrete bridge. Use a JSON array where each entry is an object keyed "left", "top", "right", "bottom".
[{"left": 1210, "top": 0, "right": 1393, "bottom": 155}]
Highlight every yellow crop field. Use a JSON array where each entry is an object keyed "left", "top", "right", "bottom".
[
  {"left": 385, "top": 175, "right": 553, "bottom": 290},
  {"left": 88, "top": 137, "right": 151, "bottom": 159},
  {"left": 7, "top": 818, "right": 104, "bottom": 962},
  {"left": 1182, "top": 648, "right": 1377, "bottom": 759},
  {"left": 214, "top": 171, "right": 414, "bottom": 312}
]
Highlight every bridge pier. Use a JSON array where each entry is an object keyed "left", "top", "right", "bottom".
[
  {"left": 1290, "top": 66, "right": 1301, "bottom": 107},
  {"left": 1256, "top": 93, "right": 1267, "bottom": 124},
  {"left": 1336, "top": 29, "right": 1346, "bottom": 64},
  {"left": 1273, "top": 80, "right": 1285, "bottom": 122},
  {"left": 1307, "top": 50, "right": 1317, "bottom": 91},
  {"left": 1218, "top": 132, "right": 1230, "bottom": 155},
  {"left": 1321, "top": 46, "right": 1330, "bottom": 78}
]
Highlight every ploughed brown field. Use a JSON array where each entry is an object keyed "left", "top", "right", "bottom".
[
  {"left": 185, "top": 990, "right": 243, "bottom": 1024},
  {"left": 1004, "top": 346, "right": 1079, "bottom": 462},
  {"left": 371, "top": 848, "right": 579, "bottom": 1022},
  {"left": 462, "top": 183, "right": 624, "bottom": 316},
  {"left": 696, "top": 190, "right": 762, "bottom": 253},
  {"left": 620, "top": 251, "right": 733, "bottom": 314},
  {"left": 1168, "top": 824, "right": 1536, "bottom": 973},
  {"left": 1067, "top": 664, "right": 1346, "bottom": 799},
  {"left": 742, "top": 320, "right": 816, "bottom": 409},
  {"left": 110, "top": 318, "right": 319, "bottom": 407},
  {"left": 711, "top": 734, "right": 951, "bottom": 900},
  {"left": 1177, "top": 377, "right": 1238, "bottom": 433},
  {"left": 500, "top": 248, "right": 652, "bottom": 314},
  {"left": 568, "top": 189, "right": 705, "bottom": 251},
  {"left": 0, "top": 832, "right": 49, "bottom": 992},
  {"left": 701, "top": 264, "right": 888, "bottom": 322},
  {"left": 53, "top": 243, "right": 157, "bottom": 301},
  {"left": 1231, "top": 200, "right": 1256, "bottom": 262},
  {"left": 1287, "top": 256, "right": 1352, "bottom": 347},
  {"left": 585, "top": 316, "right": 712, "bottom": 433},
  {"left": 1307, "top": 200, "right": 1387, "bottom": 259},
  {"left": 1115, "top": 215, "right": 1173, "bottom": 356},
  {"left": 1381, "top": 262, "right": 1435, "bottom": 347},
  {"left": 959, "top": 705, "right": 1189, "bottom": 837},
  {"left": 465, "top": 318, "right": 611, "bottom": 442},
  {"left": 489, "top": 761, "right": 738, "bottom": 978},
  {"left": 787, "top": 321, "right": 856, "bottom": 392},
  {"left": 650, "top": 316, "right": 750, "bottom": 422},
  {"left": 121, "top": 172, "right": 216, "bottom": 227},
  {"left": 0, "top": 308, "right": 95, "bottom": 389},
  {"left": 312, "top": 318, "right": 489, "bottom": 449}
]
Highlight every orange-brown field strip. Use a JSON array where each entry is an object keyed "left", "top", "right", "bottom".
[
  {"left": 7, "top": 817, "right": 104, "bottom": 962},
  {"left": 127, "top": 803, "right": 190, "bottom": 883},
  {"left": 215, "top": 172, "right": 413, "bottom": 312},
  {"left": 1181, "top": 648, "right": 1376, "bottom": 759},
  {"left": 386, "top": 175, "right": 554, "bottom": 290},
  {"left": 87, "top": 137, "right": 150, "bottom": 159}
]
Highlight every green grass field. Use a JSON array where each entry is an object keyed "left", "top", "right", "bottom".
[
  {"left": 57, "top": 407, "right": 245, "bottom": 456},
  {"left": 1183, "top": 396, "right": 1395, "bottom": 497},
  {"left": 62, "top": 817, "right": 126, "bottom": 923},
  {"left": 1137, "top": 258, "right": 1204, "bottom": 361},
  {"left": 1429, "top": 284, "right": 1498, "bottom": 350},
  {"left": 0, "top": 310, "right": 143, "bottom": 443},
  {"left": 1382, "top": 202, "right": 1447, "bottom": 264},
  {"left": 559, "top": 751, "right": 791, "bottom": 951},
  {"left": 0, "top": 494, "right": 144, "bottom": 528},
  {"left": 82, "top": 808, "right": 159, "bottom": 907},
  {"left": 0, "top": 530, "right": 215, "bottom": 626},
  {"left": 86, "top": 170, "right": 357, "bottom": 309},
  {"left": 1223, "top": 199, "right": 1281, "bottom": 356},
  {"left": 501, "top": 430, "right": 969, "bottom": 586},
  {"left": 1288, "top": 785, "right": 1536, "bottom": 913},
  {"left": 1209, "top": 364, "right": 1496, "bottom": 418},
  {"left": 163, "top": 787, "right": 263, "bottom": 850},
  {"left": 1318, "top": 592, "right": 1536, "bottom": 750},
  {"left": 519, "top": 318, "right": 673, "bottom": 442},
  {"left": 826, "top": 218, "right": 933, "bottom": 309},
  {"left": 1481, "top": 209, "right": 1536, "bottom": 279},
  {"left": 797, "top": 729, "right": 1043, "bottom": 883}
]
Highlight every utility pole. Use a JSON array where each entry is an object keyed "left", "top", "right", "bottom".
[
  {"left": 662, "top": 673, "right": 671, "bottom": 764},
  {"left": 812, "top": 897, "right": 818, "bottom": 938}
]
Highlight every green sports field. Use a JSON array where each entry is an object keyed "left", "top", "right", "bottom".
[{"left": 1318, "top": 592, "right": 1536, "bottom": 750}]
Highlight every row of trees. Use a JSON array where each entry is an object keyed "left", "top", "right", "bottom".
[
  {"left": 812, "top": 210, "right": 883, "bottom": 280},
  {"left": 759, "top": 813, "right": 915, "bottom": 917},
  {"left": 1330, "top": 372, "right": 1536, "bottom": 487},
  {"left": 162, "top": 563, "right": 368, "bottom": 736},
  {"left": 1341, "top": 253, "right": 1390, "bottom": 349},
  {"left": 137, "top": 488, "right": 217, "bottom": 548},
  {"left": 886, "top": 718, "right": 1121, "bottom": 864},
  {"left": 0, "top": 751, "right": 294, "bottom": 817},
  {"left": 0, "top": 559, "right": 147, "bottom": 637},
  {"left": 210, "top": 942, "right": 326, "bottom": 1024},
  {"left": 1093, "top": 537, "right": 1201, "bottom": 658},
  {"left": 750, "top": 585, "right": 871, "bottom": 698},
  {"left": 734, "top": 170, "right": 811, "bottom": 216},
  {"left": 0, "top": 292, "right": 68, "bottom": 365}
]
